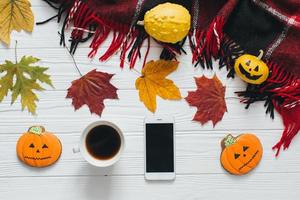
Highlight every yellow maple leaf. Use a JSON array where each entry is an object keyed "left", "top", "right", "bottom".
[
  {"left": 0, "top": 0, "right": 34, "bottom": 45},
  {"left": 135, "top": 60, "right": 182, "bottom": 112}
]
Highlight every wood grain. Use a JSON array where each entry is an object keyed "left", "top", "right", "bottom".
[
  {"left": 0, "top": 130, "right": 300, "bottom": 177},
  {"left": 0, "top": 1, "right": 299, "bottom": 200},
  {"left": 0, "top": 174, "right": 299, "bottom": 200}
]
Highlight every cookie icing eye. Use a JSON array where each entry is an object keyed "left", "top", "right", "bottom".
[
  {"left": 234, "top": 153, "right": 240, "bottom": 159},
  {"left": 29, "top": 143, "right": 35, "bottom": 148},
  {"left": 42, "top": 144, "right": 48, "bottom": 149},
  {"left": 243, "top": 146, "right": 249, "bottom": 152}
]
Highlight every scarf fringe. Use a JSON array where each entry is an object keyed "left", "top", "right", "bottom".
[
  {"left": 236, "top": 62, "right": 300, "bottom": 156},
  {"left": 160, "top": 38, "right": 187, "bottom": 60},
  {"left": 41, "top": 0, "right": 300, "bottom": 157},
  {"left": 68, "top": 1, "right": 148, "bottom": 68},
  {"left": 41, "top": 0, "right": 193, "bottom": 68},
  {"left": 272, "top": 100, "right": 300, "bottom": 157},
  {"left": 188, "top": 12, "right": 300, "bottom": 156},
  {"left": 40, "top": 0, "right": 149, "bottom": 69},
  {"left": 126, "top": 29, "right": 148, "bottom": 68},
  {"left": 189, "top": 16, "right": 225, "bottom": 69},
  {"left": 41, "top": 0, "right": 188, "bottom": 68},
  {"left": 219, "top": 36, "right": 244, "bottom": 78},
  {"left": 66, "top": 0, "right": 187, "bottom": 68}
]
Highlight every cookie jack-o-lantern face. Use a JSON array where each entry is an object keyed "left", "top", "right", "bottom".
[
  {"left": 220, "top": 134, "right": 263, "bottom": 175},
  {"left": 234, "top": 50, "right": 269, "bottom": 84},
  {"left": 16, "top": 126, "right": 62, "bottom": 167}
]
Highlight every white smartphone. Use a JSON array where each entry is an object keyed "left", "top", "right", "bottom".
[{"left": 144, "top": 116, "right": 175, "bottom": 180}]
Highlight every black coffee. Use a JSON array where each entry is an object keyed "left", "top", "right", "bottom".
[{"left": 86, "top": 125, "right": 121, "bottom": 160}]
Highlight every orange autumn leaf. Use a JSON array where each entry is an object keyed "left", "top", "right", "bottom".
[
  {"left": 185, "top": 75, "right": 227, "bottom": 126},
  {"left": 135, "top": 60, "right": 182, "bottom": 112}
]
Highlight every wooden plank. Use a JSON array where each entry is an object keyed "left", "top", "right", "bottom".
[
  {"left": 0, "top": 90, "right": 283, "bottom": 134},
  {"left": 0, "top": 130, "right": 299, "bottom": 177},
  {"left": 0, "top": 174, "right": 299, "bottom": 200},
  {"left": 0, "top": 47, "right": 247, "bottom": 91},
  {"left": 1, "top": 3, "right": 299, "bottom": 200}
]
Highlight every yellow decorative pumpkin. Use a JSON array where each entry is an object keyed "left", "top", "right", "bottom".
[
  {"left": 234, "top": 50, "right": 269, "bottom": 84},
  {"left": 16, "top": 126, "right": 62, "bottom": 167},
  {"left": 143, "top": 3, "right": 191, "bottom": 43}
]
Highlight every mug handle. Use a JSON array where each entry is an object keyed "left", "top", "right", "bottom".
[{"left": 73, "top": 146, "right": 80, "bottom": 153}]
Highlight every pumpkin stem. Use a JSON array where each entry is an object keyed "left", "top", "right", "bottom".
[
  {"left": 257, "top": 50, "right": 264, "bottom": 60},
  {"left": 28, "top": 126, "right": 45, "bottom": 135},
  {"left": 224, "top": 134, "right": 236, "bottom": 147},
  {"left": 136, "top": 20, "right": 144, "bottom": 26}
]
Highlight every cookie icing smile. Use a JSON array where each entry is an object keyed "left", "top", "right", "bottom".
[
  {"left": 239, "top": 150, "right": 259, "bottom": 171},
  {"left": 24, "top": 156, "right": 52, "bottom": 160}
]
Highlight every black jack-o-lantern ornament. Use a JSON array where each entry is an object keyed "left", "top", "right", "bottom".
[{"left": 234, "top": 50, "right": 269, "bottom": 84}]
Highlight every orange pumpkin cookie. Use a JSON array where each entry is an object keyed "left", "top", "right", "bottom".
[
  {"left": 220, "top": 134, "right": 263, "bottom": 175},
  {"left": 16, "top": 126, "right": 62, "bottom": 167}
]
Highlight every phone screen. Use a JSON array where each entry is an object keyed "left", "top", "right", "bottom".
[{"left": 146, "top": 123, "right": 174, "bottom": 173}]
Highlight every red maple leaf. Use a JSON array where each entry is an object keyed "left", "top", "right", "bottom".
[
  {"left": 66, "top": 69, "right": 118, "bottom": 115},
  {"left": 185, "top": 75, "right": 227, "bottom": 126}
]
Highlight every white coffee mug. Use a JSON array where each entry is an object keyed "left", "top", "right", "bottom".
[{"left": 73, "top": 121, "right": 125, "bottom": 167}]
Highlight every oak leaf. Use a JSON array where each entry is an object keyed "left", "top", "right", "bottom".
[
  {"left": 0, "top": 0, "right": 34, "bottom": 45},
  {"left": 0, "top": 56, "right": 53, "bottom": 114},
  {"left": 185, "top": 75, "right": 227, "bottom": 126},
  {"left": 135, "top": 60, "right": 182, "bottom": 112},
  {"left": 66, "top": 69, "right": 118, "bottom": 116}
]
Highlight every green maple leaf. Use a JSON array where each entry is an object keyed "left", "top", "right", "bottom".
[{"left": 0, "top": 56, "right": 53, "bottom": 114}]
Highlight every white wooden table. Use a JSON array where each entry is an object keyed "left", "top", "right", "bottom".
[{"left": 0, "top": 1, "right": 299, "bottom": 200}]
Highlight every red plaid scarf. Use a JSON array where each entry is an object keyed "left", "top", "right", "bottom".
[{"left": 42, "top": 0, "right": 300, "bottom": 156}]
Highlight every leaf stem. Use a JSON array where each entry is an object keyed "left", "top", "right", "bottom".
[
  {"left": 132, "top": 68, "right": 141, "bottom": 75},
  {"left": 65, "top": 46, "right": 83, "bottom": 77},
  {"left": 15, "top": 41, "right": 18, "bottom": 63}
]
